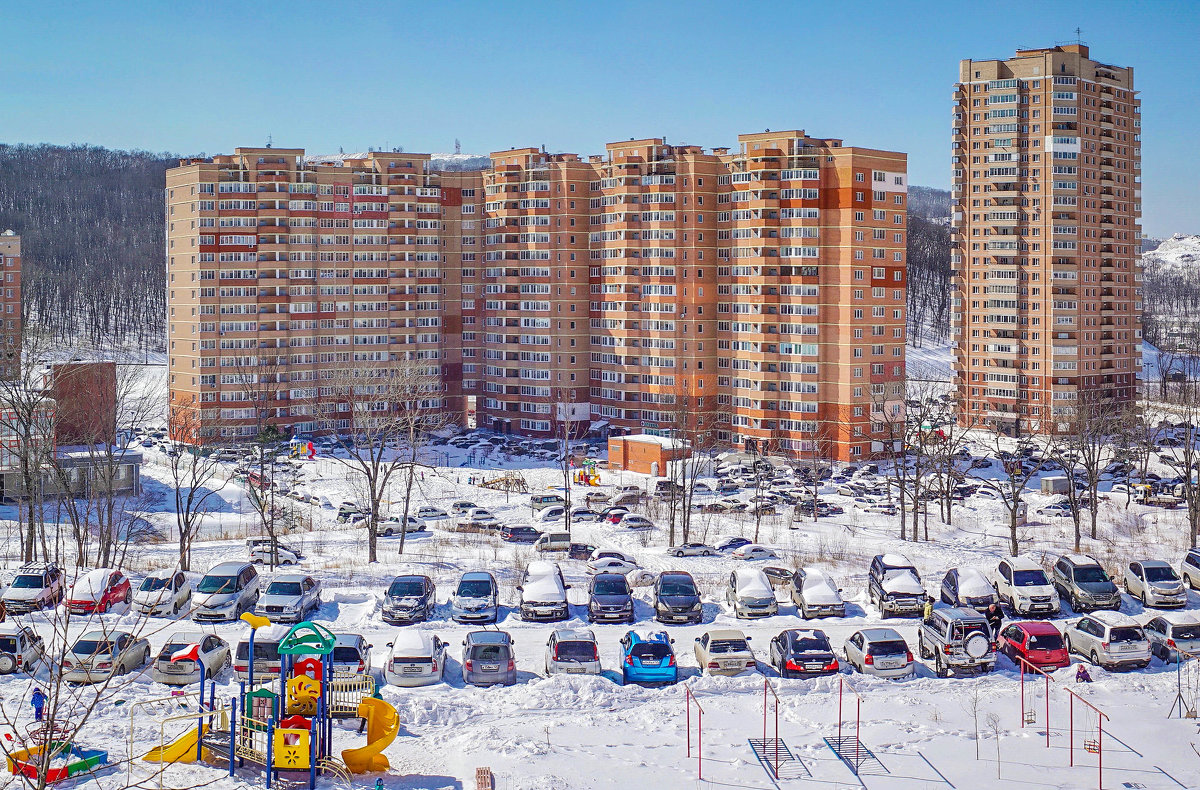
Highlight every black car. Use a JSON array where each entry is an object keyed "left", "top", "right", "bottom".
[
  {"left": 769, "top": 628, "right": 839, "bottom": 678},
  {"left": 716, "top": 536, "right": 753, "bottom": 552},
  {"left": 568, "top": 543, "right": 597, "bottom": 561},
  {"left": 587, "top": 573, "right": 634, "bottom": 623},
  {"left": 501, "top": 526, "right": 542, "bottom": 543},
  {"left": 381, "top": 574, "right": 436, "bottom": 625},
  {"left": 654, "top": 571, "right": 702, "bottom": 624}
]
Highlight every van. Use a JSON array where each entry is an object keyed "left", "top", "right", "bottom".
[
  {"left": 534, "top": 532, "right": 572, "bottom": 553},
  {"left": 233, "top": 624, "right": 290, "bottom": 681},
  {"left": 530, "top": 494, "right": 566, "bottom": 512},
  {"left": 461, "top": 631, "right": 516, "bottom": 687},
  {"left": 192, "top": 561, "right": 260, "bottom": 623}
]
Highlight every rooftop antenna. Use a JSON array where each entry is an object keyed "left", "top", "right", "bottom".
[
  {"left": 1075, "top": 27, "right": 1083, "bottom": 44},
  {"left": 266, "top": 134, "right": 273, "bottom": 149},
  {"left": 455, "top": 138, "right": 461, "bottom": 155}
]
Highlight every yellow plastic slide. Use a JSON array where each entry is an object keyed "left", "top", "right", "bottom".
[
  {"left": 143, "top": 724, "right": 206, "bottom": 764},
  {"left": 341, "top": 697, "right": 398, "bottom": 773}
]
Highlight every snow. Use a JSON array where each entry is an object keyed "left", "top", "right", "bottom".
[
  {"left": 798, "top": 569, "right": 841, "bottom": 604},
  {"left": 956, "top": 567, "right": 996, "bottom": 598},
  {"left": 730, "top": 567, "right": 772, "bottom": 598},
  {"left": 881, "top": 570, "right": 925, "bottom": 595},
  {"left": 1142, "top": 233, "right": 1200, "bottom": 275}
]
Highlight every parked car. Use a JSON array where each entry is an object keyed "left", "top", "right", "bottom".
[
  {"left": 457, "top": 508, "right": 499, "bottom": 529},
  {"left": 1, "top": 563, "right": 65, "bottom": 614},
  {"left": 790, "top": 568, "right": 845, "bottom": 619},
  {"left": 66, "top": 568, "right": 132, "bottom": 615},
  {"left": 668, "top": 542, "right": 717, "bottom": 558},
  {"left": 530, "top": 494, "right": 566, "bottom": 512},
  {"left": 619, "top": 631, "right": 677, "bottom": 685},
  {"left": 151, "top": 632, "right": 230, "bottom": 685},
  {"left": 416, "top": 506, "right": 449, "bottom": 523},
  {"left": 1144, "top": 612, "right": 1200, "bottom": 662},
  {"left": 867, "top": 554, "right": 925, "bottom": 618},
  {"left": 1124, "top": 560, "right": 1188, "bottom": 608},
  {"left": 715, "top": 536, "right": 753, "bottom": 553},
  {"left": 382, "top": 574, "right": 436, "bottom": 625},
  {"left": 254, "top": 573, "right": 320, "bottom": 624},
  {"left": 1052, "top": 554, "right": 1121, "bottom": 612},
  {"left": 63, "top": 630, "right": 151, "bottom": 684},
  {"left": 535, "top": 506, "right": 566, "bottom": 524},
  {"left": 247, "top": 538, "right": 302, "bottom": 565},
  {"left": 998, "top": 621, "right": 1070, "bottom": 671},
  {"left": 843, "top": 628, "right": 914, "bottom": 678},
  {"left": 726, "top": 567, "right": 778, "bottom": 619},
  {"left": 545, "top": 628, "right": 601, "bottom": 676},
  {"left": 383, "top": 630, "right": 447, "bottom": 687},
  {"left": 0, "top": 624, "right": 45, "bottom": 674},
  {"left": 568, "top": 507, "right": 601, "bottom": 523},
  {"left": 1064, "top": 611, "right": 1151, "bottom": 670},
  {"left": 731, "top": 544, "right": 778, "bottom": 561},
  {"left": 587, "top": 556, "right": 639, "bottom": 575},
  {"left": 587, "top": 573, "right": 634, "bottom": 624},
  {"left": 233, "top": 626, "right": 288, "bottom": 682},
  {"left": 500, "top": 525, "right": 543, "bottom": 544},
  {"left": 450, "top": 501, "right": 478, "bottom": 515},
  {"left": 330, "top": 633, "right": 373, "bottom": 676},
  {"left": 992, "top": 556, "right": 1061, "bottom": 616},
  {"left": 939, "top": 567, "right": 999, "bottom": 611},
  {"left": 534, "top": 532, "right": 572, "bottom": 553},
  {"left": 694, "top": 629, "right": 756, "bottom": 676},
  {"left": 769, "top": 628, "right": 839, "bottom": 678},
  {"left": 568, "top": 542, "right": 597, "bottom": 561},
  {"left": 133, "top": 569, "right": 192, "bottom": 617},
  {"left": 1180, "top": 547, "right": 1200, "bottom": 589},
  {"left": 192, "top": 561, "right": 260, "bottom": 623},
  {"left": 461, "top": 630, "right": 516, "bottom": 687},
  {"left": 517, "top": 562, "right": 570, "bottom": 622},
  {"left": 379, "top": 516, "right": 425, "bottom": 536},
  {"left": 654, "top": 571, "right": 703, "bottom": 624},
  {"left": 450, "top": 571, "right": 500, "bottom": 624},
  {"left": 917, "top": 607, "right": 996, "bottom": 677},
  {"left": 621, "top": 515, "right": 655, "bottom": 531}
]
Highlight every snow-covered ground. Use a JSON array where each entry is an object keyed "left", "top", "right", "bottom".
[{"left": 1, "top": 427, "right": 1199, "bottom": 790}]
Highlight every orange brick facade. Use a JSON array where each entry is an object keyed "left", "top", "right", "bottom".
[{"left": 607, "top": 435, "right": 690, "bottom": 476}]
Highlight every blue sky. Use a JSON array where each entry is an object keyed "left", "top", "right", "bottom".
[{"left": 1, "top": 0, "right": 1196, "bottom": 236}]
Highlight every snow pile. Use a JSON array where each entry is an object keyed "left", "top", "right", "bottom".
[{"left": 1142, "top": 233, "right": 1200, "bottom": 276}]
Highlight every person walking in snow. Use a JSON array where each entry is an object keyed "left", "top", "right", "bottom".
[
  {"left": 922, "top": 595, "right": 934, "bottom": 623},
  {"left": 984, "top": 602, "right": 1004, "bottom": 639},
  {"left": 30, "top": 688, "right": 46, "bottom": 722}
]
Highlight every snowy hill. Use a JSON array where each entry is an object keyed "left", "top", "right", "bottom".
[
  {"left": 305, "top": 151, "right": 490, "bottom": 171},
  {"left": 1142, "top": 233, "right": 1200, "bottom": 275}
]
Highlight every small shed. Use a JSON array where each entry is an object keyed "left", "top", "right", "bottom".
[{"left": 607, "top": 434, "right": 690, "bottom": 476}]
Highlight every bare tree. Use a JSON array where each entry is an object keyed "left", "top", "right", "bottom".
[
  {"left": 165, "top": 399, "right": 231, "bottom": 571},
  {"left": 229, "top": 355, "right": 289, "bottom": 566},
  {"left": 968, "top": 433, "right": 1050, "bottom": 556},
  {"left": 666, "top": 381, "right": 722, "bottom": 546}
]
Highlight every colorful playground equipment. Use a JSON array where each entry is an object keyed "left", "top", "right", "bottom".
[
  {"left": 7, "top": 721, "right": 108, "bottom": 783},
  {"left": 141, "top": 614, "right": 397, "bottom": 789}
]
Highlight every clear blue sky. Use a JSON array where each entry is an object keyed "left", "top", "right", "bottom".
[{"left": 1, "top": 0, "right": 1196, "bottom": 236}]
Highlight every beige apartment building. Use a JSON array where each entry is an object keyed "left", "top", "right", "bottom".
[
  {"left": 167, "top": 131, "right": 907, "bottom": 462},
  {"left": 0, "top": 231, "right": 22, "bottom": 377},
  {"left": 952, "top": 44, "right": 1141, "bottom": 434}
]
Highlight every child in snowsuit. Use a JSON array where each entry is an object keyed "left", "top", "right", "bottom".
[
  {"left": 1075, "top": 664, "right": 1093, "bottom": 683},
  {"left": 30, "top": 688, "right": 46, "bottom": 722}
]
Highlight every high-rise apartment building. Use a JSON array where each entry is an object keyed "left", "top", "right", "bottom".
[
  {"left": 0, "top": 231, "right": 22, "bottom": 377},
  {"left": 167, "top": 131, "right": 906, "bottom": 462},
  {"left": 952, "top": 44, "right": 1141, "bottom": 434}
]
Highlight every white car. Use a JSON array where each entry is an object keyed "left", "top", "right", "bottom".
[
  {"left": 732, "top": 544, "right": 778, "bottom": 561},
  {"left": 133, "top": 569, "right": 192, "bottom": 617},
  {"left": 151, "top": 632, "right": 230, "bottom": 685},
  {"left": 843, "top": 628, "right": 914, "bottom": 678},
  {"left": 379, "top": 516, "right": 425, "bottom": 536},
  {"left": 1064, "top": 611, "right": 1152, "bottom": 670},
  {"left": 588, "top": 548, "right": 638, "bottom": 565},
  {"left": 383, "top": 630, "right": 447, "bottom": 687},
  {"left": 726, "top": 567, "right": 778, "bottom": 619},
  {"left": 791, "top": 568, "right": 846, "bottom": 618},
  {"left": 416, "top": 507, "right": 450, "bottom": 523},
  {"left": 587, "top": 557, "right": 639, "bottom": 575},
  {"left": 535, "top": 506, "right": 566, "bottom": 523},
  {"left": 247, "top": 538, "right": 303, "bottom": 565},
  {"left": 0, "top": 624, "right": 45, "bottom": 674},
  {"left": 668, "top": 543, "right": 717, "bottom": 558},
  {"left": 991, "top": 556, "right": 1061, "bottom": 617},
  {"left": 1123, "top": 560, "right": 1187, "bottom": 608},
  {"left": 457, "top": 508, "right": 499, "bottom": 528}
]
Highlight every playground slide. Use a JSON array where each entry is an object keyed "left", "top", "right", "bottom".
[
  {"left": 341, "top": 697, "right": 398, "bottom": 773},
  {"left": 143, "top": 725, "right": 206, "bottom": 764}
]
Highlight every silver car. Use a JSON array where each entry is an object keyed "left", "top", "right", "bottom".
[
  {"left": 63, "top": 630, "right": 151, "bottom": 684},
  {"left": 843, "top": 628, "right": 914, "bottom": 678},
  {"left": 1063, "top": 611, "right": 1151, "bottom": 670},
  {"left": 152, "top": 632, "right": 230, "bottom": 685},
  {"left": 1124, "top": 560, "right": 1187, "bottom": 609},
  {"left": 254, "top": 573, "right": 320, "bottom": 624},
  {"left": 0, "top": 624, "right": 45, "bottom": 675},
  {"left": 1144, "top": 612, "right": 1200, "bottom": 662},
  {"left": 462, "top": 630, "right": 516, "bottom": 687},
  {"left": 668, "top": 542, "right": 717, "bottom": 558},
  {"left": 725, "top": 567, "right": 778, "bottom": 619},
  {"left": 544, "top": 628, "right": 601, "bottom": 676}
]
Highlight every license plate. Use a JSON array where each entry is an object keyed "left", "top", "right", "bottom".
[
  {"left": 722, "top": 661, "right": 742, "bottom": 670},
  {"left": 481, "top": 664, "right": 499, "bottom": 672},
  {"left": 805, "top": 663, "right": 824, "bottom": 670},
  {"left": 1116, "top": 644, "right": 1135, "bottom": 652},
  {"left": 162, "top": 664, "right": 188, "bottom": 673},
  {"left": 877, "top": 660, "right": 902, "bottom": 669},
  {"left": 401, "top": 666, "right": 420, "bottom": 674},
  {"left": 563, "top": 667, "right": 583, "bottom": 674}
]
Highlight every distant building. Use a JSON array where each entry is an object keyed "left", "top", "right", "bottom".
[
  {"left": 608, "top": 434, "right": 691, "bottom": 476},
  {"left": 952, "top": 45, "right": 1142, "bottom": 434},
  {"left": 0, "top": 231, "right": 22, "bottom": 377},
  {"left": 43, "top": 361, "right": 117, "bottom": 445}
]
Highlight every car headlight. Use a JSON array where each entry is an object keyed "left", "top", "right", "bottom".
[{"left": 691, "top": 602, "right": 703, "bottom": 611}]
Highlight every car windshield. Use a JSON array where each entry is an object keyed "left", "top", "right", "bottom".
[
  {"left": 0, "top": 637, "right": 17, "bottom": 653},
  {"left": 1173, "top": 625, "right": 1200, "bottom": 640},
  {"left": 593, "top": 579, "right": 629, "bottom": 596},
  {"left": 867, "top": 640, "right": 908, "bottom": 657},
  {"left": 73, "top": 640, "right": 114, "bottom": 656},
  {"left": 388, "top": 580, "right": 425, "bottom": 597},
  {"left": 457, "top": 580, "right": 493, "bottom": 598},
  {"left": 1074, "top": 566, "right": 1110, "bottom": 583},
  {"left": 631, "top": 643, "right": 671, "bottom": 661},
  {"left": 197, "top": 575, "right": 237, "bottom": 594},
  {"left": 1013, "top": 570, "right": 1048, "bottom": 586},
  {"left": 331, "top": 646, "right": 361, "bottom": 663},
  {"left": 883, "top": 568, "right": 918, "bottom": 582},
  {"left": 708, "top": 639, "right": 749, "bottom": 654},
  {"left": 555, "top": 641, "right": 597, "bottom": 661},
  {"left": 1027, "top": 633, "right": 1064, "bottom": 650},
  {"left": 1144, "top": 566, "right": 1179, "bottom": 583},
  {"left": 266, "top": 582, "right": 302, "bottom": 596},
  {"left": 140, "top": 576, "right": 169, "bottom": 591},
  {"left": 235, "top": 642, "right": 280, "bottom": 661},
  {"left": 791, "top": 636, "right": 831, "bottom": 653},
  {"left": 659, "top": 580, "right": 696, "bottom": 597},
  {"left": 11, "top": 574, "right": 44, "bottom": 589},
  {"left": 1108, "top": 627, "right": 1143, "bottom": 643},
  {"left": 470, "top": 645, "right": 510, "bottom": 661}
]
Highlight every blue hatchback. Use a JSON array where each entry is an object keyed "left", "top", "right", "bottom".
[{"left": 620, "top": 630, "right": 678, "bottom": 685}]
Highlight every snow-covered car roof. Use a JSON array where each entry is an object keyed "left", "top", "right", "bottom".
[
  {"left": 389, "top": 630, "right": 437, "bottom": 656},
  {"left": 1088, "top": 611, "right": 1140, "bottom": 628},
  {"left": 956, "top": 568, "right": 995, "bottom": 597},
  {"left": 881, "top": 569, "right": 925, "bottom": 595},
  {"left": 732, "top": 567, "right": 773, "bottom": 596},
  {"left": 798, "top": 569, "right": 842, "bottom": 603},
  {"left": 879, "top": 553, "right": 915, "bottom": 568},
  {"left": 71, "top": 568, "right": 121, "bottom": 599},
  {"left": 1158, "top": 610, "right": 1200, "bottom": 626}
]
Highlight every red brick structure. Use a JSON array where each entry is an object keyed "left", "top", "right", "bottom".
[
  {"left": 608, "top": 434, "right": 690, "bottom": 476},
  {"left": 46, "top": 361, "right": 117, "bottom": 445}
]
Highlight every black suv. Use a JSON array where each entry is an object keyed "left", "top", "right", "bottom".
[
  {"left": 382, "top": 574, "right": 436, "bottom": 624},
  {"left": 654, "top": 571, "right": 703, "bottom": 624},
  {"left": 867, "top": 554, "right": 925, "bottom": 618},
  {"left": 587, "top": 573, "right": 634, "bottom": 623}
]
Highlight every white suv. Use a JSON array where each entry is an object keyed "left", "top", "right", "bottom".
[
  {"left": 1063, "top": 611, "right": 1151, "bottom": 671},
  {"left": 991, "top": 556, "right": 1060, "bottom": 616},
  {"left": 1124, "top": 560, "right": 1187, "bottom": 609}
]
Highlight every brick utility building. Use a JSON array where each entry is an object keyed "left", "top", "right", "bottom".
[
  {"left": 607, "top": 434, "right": 691, "bottom": 476},
  {"left": 952, "top": 44, "right": 1142, "bottom": 435},
  {"left": 166, "top": 131, "right": 907, "bottom": 462},
  {"left": 0, "top": 231, "right": 22, "bottom": 377}
]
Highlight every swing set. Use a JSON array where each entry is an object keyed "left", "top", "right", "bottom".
[{"left": 1066, "top": 688, "right": 1108, "bottom": 790}]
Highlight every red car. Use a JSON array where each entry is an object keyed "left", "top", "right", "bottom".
[
  {"left": 66, "top": 569, "right": 131, "bottom": 615},
  {"left": 999, "top": 621, "right": 1070, "bottom": 670}
]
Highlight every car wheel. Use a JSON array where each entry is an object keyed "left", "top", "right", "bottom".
[
  {"left": 383, "top": 529, "right": 393, "bottom": 537},
  {"left": 1090, "top": 650, "right": 1101, "bottom": 667},
  {"left": 144, "top": 647, "right": 151, "bottom": 665},
  {"left": 703, "top": 550, "right": 713, "bottom": 557},
  {"left": 935, "top": 655, "right": 948, "bottom": 678},
  {"left": 98, "top": 600, "right": 108, "bottom": 614},
  {"left": 1140, "top": 591, "right": 1148, "bottom": 606},
  {"left": 124, "top": 589, "right": 132, "bottom": 605}
]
